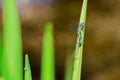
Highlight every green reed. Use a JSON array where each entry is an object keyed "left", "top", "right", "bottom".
[
  {"left": 0, "top": 35, "right": 2, "bottom": 76},
  {"left": 24, "top": 54, "right": 32, "bottom": 80},
  {"left": 2, "top": 0, "right": 23, "bottom": 80},
  {"left": 41, "top": 22, "right": 55, "bottom": 80},
  {"left": 72, "top": 0, "right": 88, "bottom": 80},
  {"left": 0, "top": 0, "right": 88, "bottom": 80}
]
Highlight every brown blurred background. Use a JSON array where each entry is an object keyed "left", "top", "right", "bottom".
[{"left": 1, "top": 0, "right": 120, "bottom": 80}]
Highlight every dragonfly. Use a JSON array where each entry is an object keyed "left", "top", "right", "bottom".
[
  {"left": 69, "top": 22, "right": 85, "bottom": 47},
  {"left": 70, "top": 22, "right": 85, "bottom": 57}
]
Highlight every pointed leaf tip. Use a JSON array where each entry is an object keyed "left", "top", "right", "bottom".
[
  {"left": 24, "top": 54, "right": 32, "bottom": 80},
  {"left": 41, "top": 22, "right": 55, "bottom": 80}
]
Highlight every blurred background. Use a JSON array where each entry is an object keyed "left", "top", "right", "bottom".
[{"left": 0, "top": 0, "right": 120, "bottom": 80}]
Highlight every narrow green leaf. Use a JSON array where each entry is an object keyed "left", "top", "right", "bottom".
[
  {"left": 72, "top": 0, "right": 88, "bottom": 80},
  {"left": 0, "top": 35, "right": 2, "bottom": 76},
  {"left": 2, "top": 0, "right": 23, "bottom": 80},
  {"left": 65, "top": 53, "right": 73, "bottom": 80},
  {"left": 24, "top": 54, "right": 32, "bottom": 80},
  {"left": 41, "top": 22, "right": 55, "bottom": 80}
]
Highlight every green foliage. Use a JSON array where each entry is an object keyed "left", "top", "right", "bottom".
[
  {"left": 0, "top": 0, "right": 88, "bottom": 80},
  {"left": 1, "top": 0, "right": 23, "bottom": 80},
  {"left": 24, "top": 54, "right": 32, "bottom": 80},
  {"left": 41, "top": 22, "right": 55, "bottom": 80},
  {"left": 72, "top": 0, "right": 88, "bottom": 80},
  {"left": 65, "top": 53, "right": 73, "bottom": 80},
  {"left": 0, "top": 35, "right": 2, "bottom": 76}
]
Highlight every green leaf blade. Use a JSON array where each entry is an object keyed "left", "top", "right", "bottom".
[
  {"left": 0, "top": 34, "right": 2, "bottom": 76},
  {"left": 41, "top": 22, "right": 55, "bottom": 80},
  {"left": 72, "top": 0, "right": 88, "bottom": 80},
  {"left": 24, "top": 54, "right": 32, "bottom": 80},
  {"left": 2, "top": 0, "right": 23, "bottom": 80},
  {"left": 65, "top": 53, "right": 73, "bottom": 80}
]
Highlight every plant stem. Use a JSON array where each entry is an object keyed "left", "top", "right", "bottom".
[
  {"left": 24, "top": 54, "right": 32, "bottom": 80},
  {"left": 65, "top": 52, "right": 73, "bottom": 80},
  {"left": 41, "top": 22, "right": 55, "bottom": 80},
  {"left": 0, "top": 35, "right": 2, "bottom": 76},
  {"left": 2, "top": 0, "right": 23, "bottom": 80},
  {"left": 72, "top": 0, "right": 88, "bottom": 80}
]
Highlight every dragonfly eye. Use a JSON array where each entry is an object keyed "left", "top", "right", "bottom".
[{"left": 79, "top": 23, "right": 85, "bottom": 30}]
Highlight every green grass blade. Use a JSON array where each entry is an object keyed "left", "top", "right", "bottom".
[
  {"left": 2, "top": 0, "right": 23, "bottom": 80},
  {"left": 72, "top": 0, "right": 88, "bottom": 80},
  {"left": 65, "top": 53, "right": 73, "bottom": 80},
  {"left": 0, "top": 35, "right": 2, "bottom": 76},
  {"left": 41, "top": 22, "right": 55, "bottom": 80},
  {"left": 24, "top": 54, "right": 32, "bottom": 80}
]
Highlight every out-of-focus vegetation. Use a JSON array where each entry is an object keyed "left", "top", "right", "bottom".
[
  {"left": 0, "top": 0, "right": 120, "bottom": 80},
  {"left": 41, "top": 22, "right": 55, "bottom": 80},
  {"left": 24, "top": 54, "right": 32, "bottom": 80}
]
